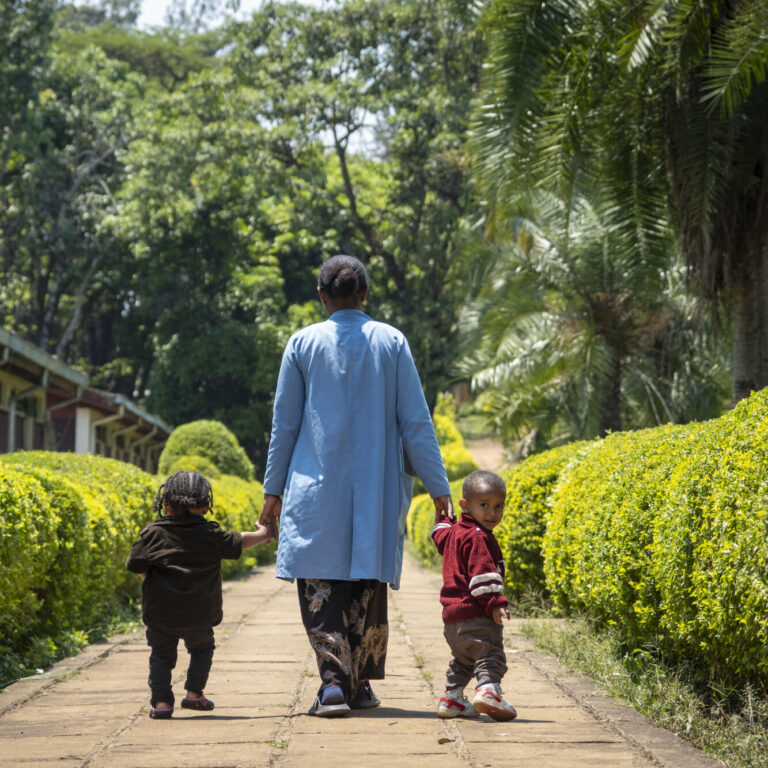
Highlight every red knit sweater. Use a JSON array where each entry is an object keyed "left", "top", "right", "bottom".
[{"left": 431, "top": 513, "right": 508, "bottom": 624}]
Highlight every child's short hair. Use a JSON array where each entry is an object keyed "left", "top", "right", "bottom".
[
  {"left": 462, "top": 470, "right": 506, "bottom": 499},
  {"left": 318, "top": 254, "right": 369, "bottom": 299},
  {"left": 153, "top": 471, "right": 214, "bottom": 516}
]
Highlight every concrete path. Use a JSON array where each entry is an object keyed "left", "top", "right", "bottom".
[{"left": 0, "top": 556, "right": 722, "bottom": 768}]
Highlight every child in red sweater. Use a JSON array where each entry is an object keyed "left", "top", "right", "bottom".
[{"left": 431, "top": 470, "right": 517, "bottom": 721}]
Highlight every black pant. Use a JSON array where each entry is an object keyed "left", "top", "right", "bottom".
[
  {"left": 297, "top": 578, "right": 388, "bottom": 700},
  {"left": 145, "top": 625, "right": 215, "bottom": 706}
]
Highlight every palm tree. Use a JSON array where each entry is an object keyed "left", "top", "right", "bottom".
[
  {"left": 472, "top": 0, "right": 768, "bottom": 402},
  {"left": 458, "top": 191, "right": 728, "bottom": 451}
]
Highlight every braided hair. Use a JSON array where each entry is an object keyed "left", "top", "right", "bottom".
[
  {"left": 317, "top": 254, "right": 369, "bottom": 299},
  {"left": 153, "top": 471, "right": 214, "bottom": 517}
]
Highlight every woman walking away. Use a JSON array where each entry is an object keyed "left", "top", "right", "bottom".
[{"left": 260, "top": 254, "right": 452, "bottom": 716}]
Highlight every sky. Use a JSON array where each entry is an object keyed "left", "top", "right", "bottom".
[{"left": 137, "top": 0, "right": 265, "bottom": 30}]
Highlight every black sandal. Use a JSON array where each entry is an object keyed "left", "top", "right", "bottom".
[
  {"left": 149, "top": 704, "right": 174, "bottom": 719},
  {"left": 180, "top": 695, "right": 214, "bottom": 711}
]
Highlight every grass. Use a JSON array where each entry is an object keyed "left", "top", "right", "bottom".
[{"left": 522, "top": 617, "right": 768, "bottom": 768}]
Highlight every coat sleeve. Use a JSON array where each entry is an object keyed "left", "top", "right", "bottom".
[
  {"left": 263, "top": 336, "right": 306, "bottom": 496},
  {"left": 464, "top": 533, "right": 508, "bottom": 616},
  {"left": 430, "top": 513, "right": 453, "bottom": 555},
  {"left": 125, "top": 531, "right": 149, "bottom": 573},
  {"left": 395, "top": 337, "right": 450, "bottom": 499}
]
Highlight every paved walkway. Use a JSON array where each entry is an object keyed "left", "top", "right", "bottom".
[{"left": 0, "top": 556, "right": 721, "bottom": 768}]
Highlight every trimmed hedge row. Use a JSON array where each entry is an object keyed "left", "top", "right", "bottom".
[
  {"left": 0, "top": 449, "right": 271, "bottom": 684},
  {"left": 408, "top": 387, "right": 768, "bottom": 686},
  {"left": 0, "top": 452, "right": 156, "bottom": 655},
  {"left": 546, "top": 390, "right": 768, "bottom": 684}
]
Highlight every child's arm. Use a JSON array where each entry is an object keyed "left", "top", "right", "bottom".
[
  {"left": 466, "top": 535, "right": 508, "bottom": 618},
  {"left": 430, "top": 512, "right": 453, "bottom": 554},
  {"left": 241, "top": 521, "right": 278, "bottom": 549}
]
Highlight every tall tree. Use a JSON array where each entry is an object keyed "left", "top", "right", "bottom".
[
  {"left": 231, "top": 0, "right": 486, "bottom": 406},
  {"left": 458, "top": 191, "right": 728, "bottom": 450},
  {"left": 473, "top": 0, "right": 768, "bottom": 403}
]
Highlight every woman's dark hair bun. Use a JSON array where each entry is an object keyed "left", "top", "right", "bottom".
[{"left": 318, "top": 255, "right": 369, "bottom": 299}]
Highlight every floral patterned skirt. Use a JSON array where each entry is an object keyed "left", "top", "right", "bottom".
[{"left": 297, "top": 578, "right": 388, "bottom": 699}]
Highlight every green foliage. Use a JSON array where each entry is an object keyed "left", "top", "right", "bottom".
[
  {"left": 0, "top": 451, "right": 155, "bottom": 684},
  {"left": 545, "top": 388, "right": 768, "bottom": 686},
  {"left": 209, "top": 474, "right": 275, "bottom": 577},
  {"left": 496, "top": 442, "right": 586, "bottom": 598},
  {"left": 159, "top": 419, "right": 254, "bottom": 481},
  {"left": 458, "top": 192, "right": 729, "bottom": 448},
  {"left": 413, "top": 393, "right": 477, "bottom": 495},
  {"left": 473, "top": 0, "right": 768, "bottom": 402},
  {"left": 166, "top": 454, "right": 221, "bottom": 479},
  {"left": 0, "top": 449, "right": 272, "bottom": 685}
]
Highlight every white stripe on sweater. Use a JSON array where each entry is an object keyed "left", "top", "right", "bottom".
[
  {"left": 468, "top": 572, "right": 502, "bottom": 589},
  {"left": 470, "top": 583, "right": 504, "bottom": 597}
]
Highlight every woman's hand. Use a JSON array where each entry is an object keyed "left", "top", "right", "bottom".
[
  {"left": 259, "top": 494, "right": 283, "bottom": 526},
  {"left": 433, "top": 494, "right": 455, "bottom": 524}
]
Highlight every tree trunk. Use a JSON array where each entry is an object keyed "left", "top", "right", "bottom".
[
  {"left": 598, "top": 353, "right": 623, "bottom": 435},
  {"left": 731, "top": 256, "right": 760, "bottom": 403}
]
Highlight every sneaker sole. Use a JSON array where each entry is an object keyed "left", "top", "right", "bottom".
[
  {"left": 437, "top": 708, "right": 480, "bottom": 719},
  {"left": 473, "top": 700, "right": 517, "bottom": 721},
  {"left": 310, "top": 702, "right": 351, "bottom": 717}
]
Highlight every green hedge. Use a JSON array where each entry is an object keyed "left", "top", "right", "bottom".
[
  {"left": 209, "top": 473, "right": 276, "bottom": 577},
  {"left": 413, "top": 395, "right": 478, "bottom": 494},
  {"left": 0, "top": 450, "right": 272, "bottom": 686},
  {"left": 0, "top": 452, "right": 156, "bottom": 681},
  {"left": 159, "top": 420, "right": 254, "bottom": 481},
  {"left": 545, "top": 390, "right": 768, "bottom": 685},
  {"left": 495, "top": 441, "right": 586, "bottom": 598}
]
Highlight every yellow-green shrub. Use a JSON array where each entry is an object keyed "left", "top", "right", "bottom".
[
  {"left": 407, "top": 481, "right": 463, "bottom": 569},
  {"left": 0, "top": 466, "right": 60, "bottom": 644},
  {"left": 159, "top": 420, "right": 254, "bottom": 481},
  {"left": 496, "top": 441, "right": 587, "bottom": 597},
  {"left": 0, "top": 451, "right": 275, "bottom": 684},
  {"left": 413, "top": 395, "right": 478, "bottom": 494},
  {"left": 545, "top": 390, "right": 768, "bottom": 685},
  {"left": 2, "top": 451, "right": 156, "bottom": 615},
  {"left": 207, "top": 474, "right": 275, "bottom": 577},
  {"left": 166, "top": 454, "right": 222, "bottom": 479}
]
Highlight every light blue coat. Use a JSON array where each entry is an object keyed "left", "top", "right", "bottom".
[{"left": 263, "top": 310, "right": 450, "bottom": 588}]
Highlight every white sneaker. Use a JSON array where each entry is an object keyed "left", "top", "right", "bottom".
[
  {"left": 473, "top": 683, "right": 517, "bottom": 721},
  {"left": 437, "top": 687, "right": 479, "bottom": 718}
]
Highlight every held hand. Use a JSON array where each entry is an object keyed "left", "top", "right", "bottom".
[
  {"left": 259, "top": 494, "right": 282, "bottom": 526},
  {"left": 433, "top": 494, "right": 455, "bottom": 524},
  {"left": 263, "top": 520, "right": 279, "bottom": 542},
  {"left": 492, "top": 606, "right": 510, "bottom": 625}
]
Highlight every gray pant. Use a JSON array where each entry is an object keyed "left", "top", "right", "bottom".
[{"left": 443, "top": 617, "right": 507, "bottom": 689}]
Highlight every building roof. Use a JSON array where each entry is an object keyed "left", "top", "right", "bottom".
[{"left": 0, "top": 328, "right": 88, "bottom": 391}]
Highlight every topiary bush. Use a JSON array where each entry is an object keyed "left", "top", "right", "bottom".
[
  {"left": 544, "top": 389, "right": 768, "bottom": 686},
  {"left": 166, "top": 454, "right": 222, "bottom": 479},
  {"left": 159, "top": 420, "right": 254, "bottom": 481}
]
